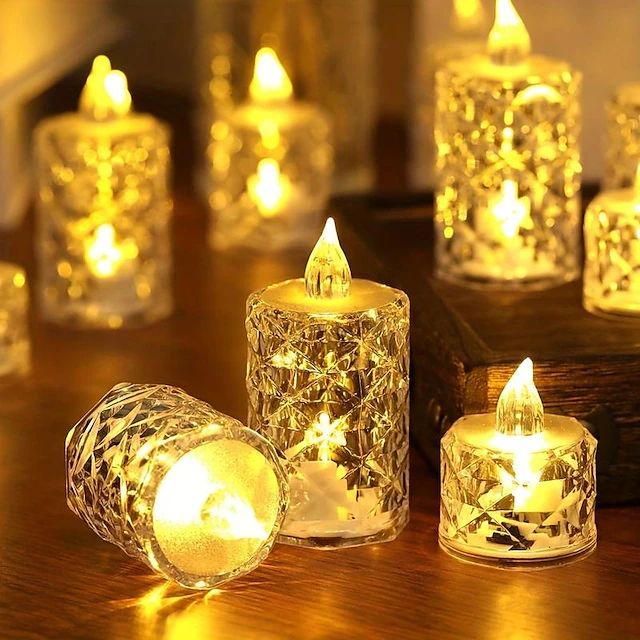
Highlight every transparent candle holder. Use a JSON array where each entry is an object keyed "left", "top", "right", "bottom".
[
  {"left": 66, "top": 383, "right": 289, "bottom": 590},
  {"left": 246, "top": 280, "right": 410, "bottom": 549},
  {"left": 208, "top": 98, "right": 333, "bottom": 252},
  {"left": 439, "top": 412, "right": 597, "bottom": 567},
  {"left": 434, "top": 54, "right": 582, "bottom": 289},
  {"left": 604, "top": 83, "right": 640, "bottom": 191},
  {"left": 583, "top": 188, "right": 640, "bottom": 317},
  {"left": 34, "top": 110, "right": 172, "bottom": 329},
  {"left": 0, "top": 262, "right": 29, "bottom": 378}
]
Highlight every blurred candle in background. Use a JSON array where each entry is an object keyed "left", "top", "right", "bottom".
[
  {"left": 434, "top": 0, "right": 582, "bottom": 289},
  {"left": 0, "top": 263, "right": 29, "bottom": 379},
  {"left": 208, "top": 46, "right": 332, "bottom": 252},
  {"left": 33, "top": 55, "right": 172, "bottom": 329}
]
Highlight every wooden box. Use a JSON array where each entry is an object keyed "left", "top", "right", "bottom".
[{"left": 334, "top": 191, "right": 640, "bottom": 506}]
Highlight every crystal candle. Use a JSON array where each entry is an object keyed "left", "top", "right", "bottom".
[
  {"left": 0, "top": 262, "right": 29, "bottom": 378},
  {"left": 209, "top": 47, "right": 333, "bottom": 251},
  {"left": 66, "top": 383, "right": 289, "bottom": 589},
  {"left": 604, "top": 82, "right": 640, "bottom": 191},
  {"left": 440, "top": 358, "right": 597, "bottom": 567},
  {"left": 34, "top": 56, "right": 172, "bottom": 329},
  {"left": 246, "top": 218, "right": 410, "bottom": 548},
  {"left": 584, "top": 166, "right": 640, "bottom": 317},
  {"left": 434, "top": 0, "right": 582, "bottom": 289}
]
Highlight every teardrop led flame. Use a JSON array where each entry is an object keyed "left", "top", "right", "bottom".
[
  {"left": 304, "top": 218, "right": 352, "bottom": 299},
  {"left": 496, "top": 358, "right": 544, "bottom": 436},
  {"left": 79, "top": 55, "right": 132, "bottom": 120},
  {"left": 488, "top": 0, "right": 531, "bottom": 65},
  {"left": 249, "top": 47, "right": 293, "bottom": 103}
]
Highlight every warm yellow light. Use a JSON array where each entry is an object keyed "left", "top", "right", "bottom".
[
  {"left": 634, "top": 163, "right": 640, "bottom": 202},
  {"left": 488, "top": 0, "right": 531, "bottom": 64},
  {"left": 306, "top": 412, "right": 347, "bottom": 462},
  {"left": 490, "top": 179, "right": 531, "bottom": 239},
  {"left": 304, "top": 218, "right": 352, "bottom": 299},
  {"left": 249, "top": 47, "right": 293, "bottom": 103},
  {"left": 79, "top": 55, "right": 132, "bottom": 120},
  {"left": 246, "top": 159, "right": 291, "bottom": 217},
  {"left": 84, "top": 224, "right": 137, "bottom": 279},
  {"left": 496, "top": 357, "right": 544, "bottom": 436},
  {"left": 453, "top": 0, "right": 486, "bottom": 30}
]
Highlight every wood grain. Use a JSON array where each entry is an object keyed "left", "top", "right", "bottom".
[{"left": 0, "top": 97, "right": 638, "bottom": 639}]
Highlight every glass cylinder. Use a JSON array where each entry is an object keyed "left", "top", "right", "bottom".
[
  {"left": 33, "top": 57, "right": 172, "bottom": 329},
  {"left": 66, "top": 383, "right": 289, "bottom": 590},
  {"left": 604, "top": 83, "right": 640, "bottom": 191},
  {"left": 246, "top": 220, "right": 410, "bottom": 548},
  {"left": 434, "top": 6, "right": 582, "bottom": 289},
  {"left": 439, "top": 359, "right": 597, "bottom": 566},
  {"left": 583, "top": 182, "right": 640, "bottom": 317},
  {"left": 0, "top": 262, "right": 29, "bottom": 378},
  {"left": 196, "top": 0, "right": 375, "bottom": 196}
]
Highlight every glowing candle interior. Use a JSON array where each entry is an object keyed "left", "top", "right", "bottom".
[{"left": 439, "top": 358, "right": 597, "bottom": 566}]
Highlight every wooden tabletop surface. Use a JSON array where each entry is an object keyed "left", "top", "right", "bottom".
[{"left": 0, "top": 100, "right": 639, "bottom": 639}]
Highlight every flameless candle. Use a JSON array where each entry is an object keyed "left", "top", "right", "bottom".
[
  {"left": 584, "top": 165, "right": 640, "bottom": 317},
  {"left": 439, "top": 358, "right": 597, "bottom": 566},
  {"left": 34, "top": 55, "right": 172, "bottom": 328},
  {"left": 605, "top": 82, "right": 640, "bottom": 191},
  {"left": 66, "top": 383, "right": 289, "bottom": 589},
  {"left": 0, "top": 262, "right": 29, "bottom": 378},
  {"left": 246, "top": 218, "right": 410, "bottom": 548},
  {"left": 434, "top": 0, "right": 581, "bottom": 289},
  {"left": 209, "top": 47, "right": 333, "bottom": 251}
]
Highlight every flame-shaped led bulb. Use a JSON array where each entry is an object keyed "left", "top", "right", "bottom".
[
  {"left": 496, "top": 358, "right": 544, "bottom": 436},
  {"left": 488, "top": 0, "right": 531, "bottom": 65},
  {"left": 249, "top": 47, "right": 293, "bottom": 103},
  {"left": 304, "top": 218, "right": 352, "bottom": 299},
  {"left": 79, "top": 55, "right": 132, "bottom": 120}
]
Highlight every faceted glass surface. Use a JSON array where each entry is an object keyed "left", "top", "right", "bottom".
[
  {"left": 34, "top": 115, "right": 172, "bottom": 328},
  {"left": 439, "top": 414, "right": 597, "bottom": 565},
  {"left": 434, "top": 56, "right": 582, "bottom": 289},
  {"left": 246, "top": 285, "right": 410, "bottom": 548},
  {"left": 604, "top": 84, "right": 640, "bottom": 190},
  {"left": 66, "top": 383, "right": 289, "bottom": 589},
  {"left": 0, "top": 262, "right": 29, "bottom": 378},
  {"left": 208, "top": 103, "right": 333, "bottom": 251},
  {"left": 583, "top": 193, "right": 640, "bottom": 316}
]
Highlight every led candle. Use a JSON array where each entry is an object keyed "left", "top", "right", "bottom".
[
  {"left": 434, "top": 0, "right": 581, "bottom": 289},
  {"left": 584, "top": 165, "right": 640, "bottom": 317},
  {"left": 34, "top": 55, "right": 172, "bottom": 329},
  {"left": 209, "top": 47, "right": 333, "bottom": 251},
  {"left": 66, "top": 383, "right": 289, "bottom": 589},
  {"left": 604, "top": 82, "right": 640, "bottom": 191},
  {"left": 439, "top": 358, "right": 597, "bottom": 566},
  {"left": 0, "top": 262, "right": 29, "bottom": 378},
  {"left": 246, "top": 218, "right": 410, "bottom": 548}
]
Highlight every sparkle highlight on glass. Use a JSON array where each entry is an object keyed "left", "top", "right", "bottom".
[{"left": 0, "top": 262, "right": 29, "bottom": 379}]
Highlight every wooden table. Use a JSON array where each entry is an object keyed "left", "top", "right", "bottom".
[{"left": 1, "top": 107, "right": 639, "bottom": 638}]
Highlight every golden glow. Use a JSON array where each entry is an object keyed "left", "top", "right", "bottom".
[
  {"left": 634, "top": 163, "right": 640, "bottom": 202},
  {"left": 79, "top": 55, "right": 132, "bottom": 120},
  {"left": 489, "top": 179, "right": 531, "bottom": 239},
  {"left": 453, "top": 0, "right": 486, "bottom": 30},
  {"left": 84, "top": 224, "right": 138, "bottom": 279},
  {"left": 304, "top": 218, "right": 352, "bottom": 299},
  {"left": 488, "top": 0, "right": 531, "bottom": 64},
  {"left": 306, "top": 412, "right": 347, "bottom": 462},
  {"left": 496, "top": 358, "right": 544, "bottom": 436},
  {"left": 246, "top": 159, "right": 291, "bottom": 217},
  {"left": 249, "top": 47, "right": 293, "bottom": 103}
]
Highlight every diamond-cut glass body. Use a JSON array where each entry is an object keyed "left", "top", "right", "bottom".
[
  {"left": 434, "top": 55, "right": 582, "bottom": 289},
  {"left": 583, "top": 190, "right": 640, "bottom": 317},
  {"left": 246, "top": 279, "right": 410, "bottom": 548},
  {"left": 66, "top": 383, "right": 289, "bottom": 589},
  {"left": 34, "top": 115, "right": 172, "bottom": 328},
  {"left": 208, "top": 102, "right": 332, "bottom": 251},
  {"left": 604, "top": 83, "right": 640, "bottom": 190},
  {"left": 439, "top": 413, "right": 597, "bottom": 566},
  {"left": 0, "top": 262, "right": 29, "bottom": 378}
]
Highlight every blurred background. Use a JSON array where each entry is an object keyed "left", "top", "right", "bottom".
[{"left": 2, "top": 0, "right": 640, "bottom": 228}]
